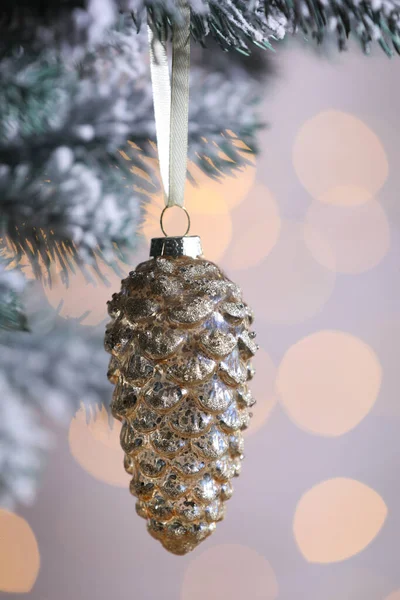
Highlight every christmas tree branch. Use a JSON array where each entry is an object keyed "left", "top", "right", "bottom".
[
  {"left": 0, "top": 26, "right": 264, "bottom": 283},
  {"left": 1, "top": 0, "right": 399, "bottom": 55}
]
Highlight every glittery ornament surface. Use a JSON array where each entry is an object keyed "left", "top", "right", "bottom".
[{"left": 105, "top": 254, "right": 257, "bottom": 555}]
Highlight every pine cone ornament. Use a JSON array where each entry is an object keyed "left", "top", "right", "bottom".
[{"left": 105, "top": 236, "right": 257, "bottom": 555}]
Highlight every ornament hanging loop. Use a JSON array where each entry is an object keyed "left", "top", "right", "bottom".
[
  {"left": 160, "top": 205, "right": 191, "bottom": 237},
  {"left": 148, "top": 0, "right": 191, "bottom": 236}
]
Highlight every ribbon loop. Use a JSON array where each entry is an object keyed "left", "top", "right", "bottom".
[{"left": 148, "top": 2, "right": 191, "bottom": 209}]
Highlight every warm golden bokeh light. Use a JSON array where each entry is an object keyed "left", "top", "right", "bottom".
[
  {"left": 181, "top": 544, "right": 278, "bottom": 600},
  {"left": 304, "top": 201, "right": 390, "bottom": 274},
  {"left": 293, "top": 110, "right": 388, "bottom": 206},
  {"left": 68, "top": 404, "right": 128, "bottom": 487},
  {"left": 276, "top": 330, "right": 382, "bottom": 436},
  {"left": 0, "top": 509, "right": 40, "bottom": 593},
  {"left": 141, "top": 190, "right": 165, "bottom": 240},
  {"left": 244, "top": 348, "right": 277, "bottom": 437},
  {"left": 189, "top": 209, "right": 233, "bottom": 263},
  {"left": 223, "top": 184, "right": 281, "bottom": 271},
  {"left": 43, "top": 261, "right": 129, "bottom": 326},
  {"left": 187, "top": 160, "right": 256, "bottom": 211},
  {"left": 243, "top": 221, "right": 336, "bottom": 325},
  {"left": 320, "top": 184, "right": 373, "bottom": 207},
  {"left": 293, "top": 478, "right": 387, "bottom": 563}
]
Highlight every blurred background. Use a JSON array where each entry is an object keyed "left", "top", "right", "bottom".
[{"left": 2, "top": 18, "right": 400, "bottom": 600}]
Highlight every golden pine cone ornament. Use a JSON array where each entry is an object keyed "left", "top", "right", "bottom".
[{"left": 105, "top": 236, "right": 258, "bottom": 555}]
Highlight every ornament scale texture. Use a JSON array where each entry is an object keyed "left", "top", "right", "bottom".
[{"left": 105, "top": 238, "right": 258, "bottom": 555}]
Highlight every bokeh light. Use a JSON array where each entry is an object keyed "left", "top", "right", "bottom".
[
  {"left": 276, "top": 330, "right": 382, "bottom": 436},
  {"left": 141, "top": 188, "right": 164, "bottom": 240},
  {"left": 320, "top": 184, "right": 374, "bottom": 207},
  {"left": 304, "top": 201, "right": 390, "bottom": 274},
  {"left": 187, "top": 160, "right": 256, "bottom": 211},
  {"left": 181, "top": 544, "right": 278, "bottom": 600},
  {"left": 245, "top": 348, "right": 277, "bottom": 437},
  {"left": 189, "top": 209, "right": 233, "bottom": 264},
  {"left": 43, "top": 260, "right": 128, "bottom": 326},
  {"left": 242, "top": 221, "right": 336, "bottom": 325},
  {"left": 293, "top": 478, "right": 387, "bottom": 563},
  {"left": 385, "top": 590, "right": 400, "bottom": 600},
  {"left": 0, "top": 509, "right": 40, "bottom": 593},
  {"left": 293, "top": 110, "right": 388, "bottom": 206},
  {"left": 223, "top": 184, "right": 281, "bottom": 271},
  {"left": 68, "top": 405, "right": 128, "bottom": 487}
]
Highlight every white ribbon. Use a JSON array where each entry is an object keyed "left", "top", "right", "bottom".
[{"left": 148, "top": 2, "right": 191, "bottom": 208}]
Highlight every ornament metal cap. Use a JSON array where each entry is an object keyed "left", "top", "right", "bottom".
[{"left": 150, "top": 236, "right": 203, "bottom": 259}]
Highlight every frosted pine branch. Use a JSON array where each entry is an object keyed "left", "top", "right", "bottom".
[
  {"left": 0, "top": 25, "right": 264, "bottom": 281},
  {"left": 0, "top": 300, "right": 111, "bottom": 508},
  {"left": 140, "top": 0, "right": 400, "bottom": 54},
  {"left": 0, "top": 259, "right": 28, "bottom": 332},
  {"left": 2, "top": 0, "right": 400, "bottom": 54},
  {"left": 0, "top": 387, "right": 52, "bottom": 509}
]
